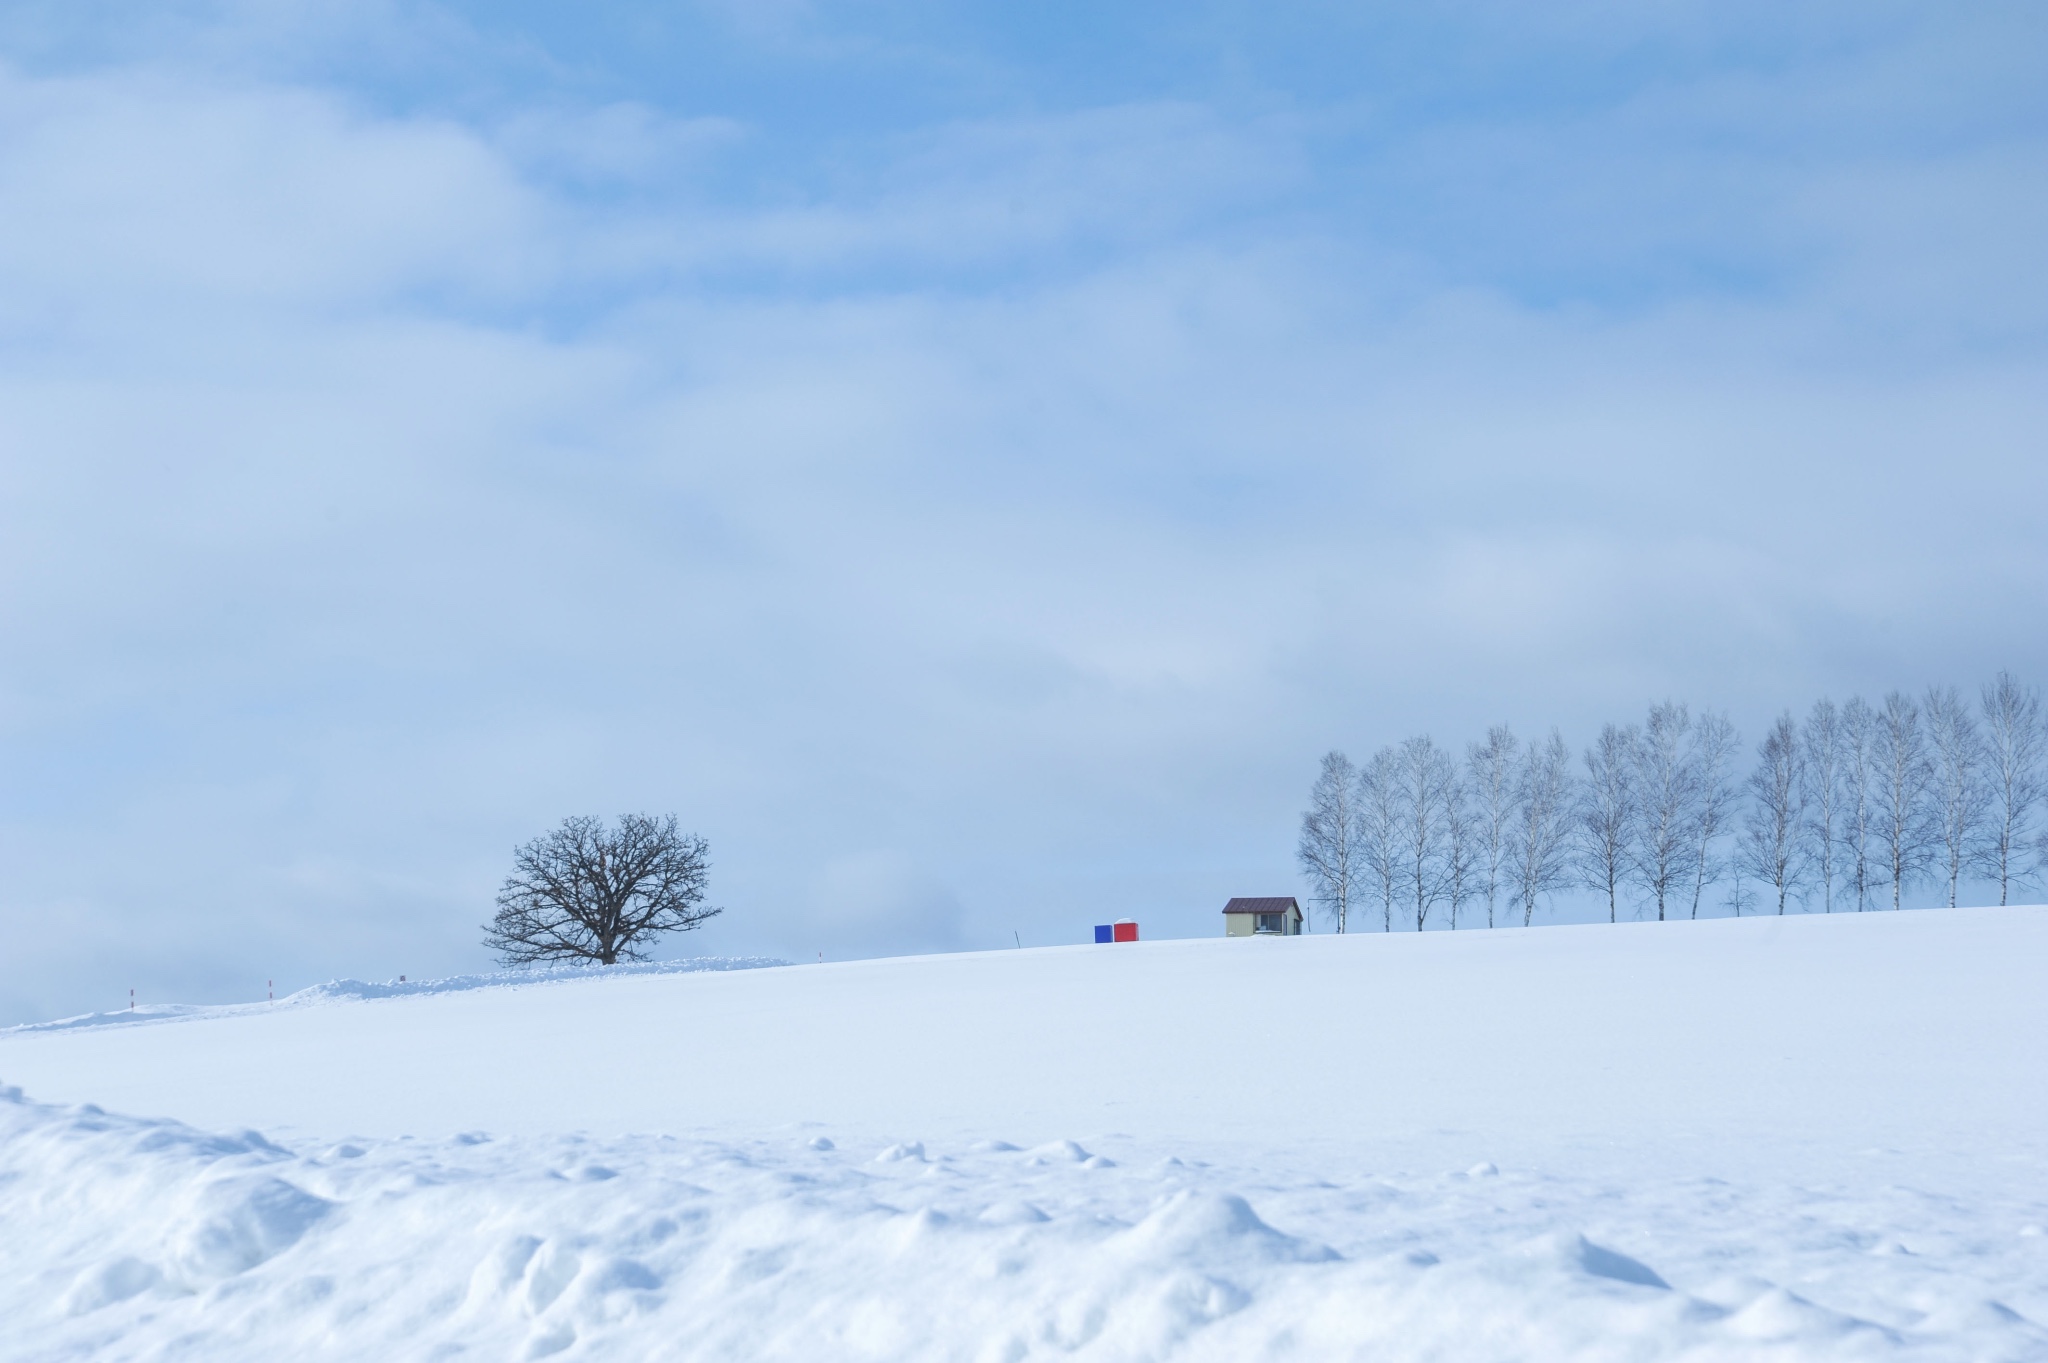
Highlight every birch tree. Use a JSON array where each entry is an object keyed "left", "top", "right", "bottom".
[
  {"left": 1839, "top": 697, "right": 1877, "bottom": 911},
  {"left": 1578, "top": 723, "right": 1638, "bottom": 922},
  {"left": 1395, "top": 735, "right": 1456, "bottom": 931},
  {"left": 1629, "top": 702, "right": 1697, "bottom": 922},
  {"left": 1444, "top": 774, "right": 1475, "bottom": 929},
  {"left": 1872, "top": 690, "right": 1935, "bottom": 910},
  {"left": 1687, "top": 711, "right": 1738, "bottom": 919},
  {"left": 1925, "top": 685, "right": 1989, "bottom": 908},
  {"left": 1358, "top": 746, "right": 1404, "bottom": 932},
  {"left": 1467, "top": 725, "right": 1519, "bottom": 929},
  {"left": 1297, "top": 751, "right": 1361, "bottom": 933},
  {"left": 1801, "top": 699, "right": 1844, "bottom": 912},
  {"left": 1725, "top": 857, "right": 1759, "bottom": 917},
  {"left": 1511, "top": 730, "right": 1575, "bottom": 926},
  {"left": 1977, "top": 672, "right": 2044, "bottom": 905},
  {"left": 1739, "top": 714, "right": 1806, "bottom": 915}
]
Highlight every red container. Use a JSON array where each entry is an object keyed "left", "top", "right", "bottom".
[{"left": 1112, "top": 920, "right": 1139, "bottom": 942}]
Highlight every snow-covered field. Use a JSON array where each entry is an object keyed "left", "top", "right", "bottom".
[{"left": 3, "top": 909, "right": 2046, "bottom": 1361}]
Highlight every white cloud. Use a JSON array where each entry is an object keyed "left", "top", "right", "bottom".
[{"left": 0, "top": 66, "right": 544, "bottom": 318}]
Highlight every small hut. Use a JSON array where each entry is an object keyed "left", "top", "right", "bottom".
[{"left": 1222, "top": 897, "right": 1303, "bottom": 936}]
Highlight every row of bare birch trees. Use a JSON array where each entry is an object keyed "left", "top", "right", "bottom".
[{"left": 1296, "top": 673, "right": 2045, "bottom": 931}]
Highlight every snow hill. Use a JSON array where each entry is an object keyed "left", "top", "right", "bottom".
[{"left": 3, "top": 910, "right": 2045, "bottom": 1362}]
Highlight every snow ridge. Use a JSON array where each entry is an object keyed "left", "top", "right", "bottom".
[{"left": 7, "top": 956, "right": 790, "bottom": 1034}]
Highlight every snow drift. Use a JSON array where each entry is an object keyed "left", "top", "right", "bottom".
[{"left": 13, "top": 955, "right": 789, "bottom": 1035}]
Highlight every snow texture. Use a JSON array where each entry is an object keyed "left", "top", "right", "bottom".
[{"left": 2, "top": 909, "right": 2046, "bottom": 1361}]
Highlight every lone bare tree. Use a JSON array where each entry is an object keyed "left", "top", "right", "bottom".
[
  {"left": 1740, "top": 713, "right": 1806, "bottom": 915},
  {"left": 485, "top": 814, "right": 719, "bottom": 965},
  {"left": 1578, "top": 723, "right": 1638, "bottom": 922},
  {"left": 1871, "top": 691, "right": 1935, "bottom": 910},
  {"left": 1978, "top": 672, "right": 2044, "bottom": 905},
  {"left": 1297, "top": 751, "right": 1362, "bottom": 933},
  {"left": 1467, "top": 725, "right": 1519, "bottom": 929},
  {"left": 1925, "top": 685, "right": 1988, "bottom": 908},
  {"left": 1511, "top": 730, "right": 1575, "bottom": 926}
]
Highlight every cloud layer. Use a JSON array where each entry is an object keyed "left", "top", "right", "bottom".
[{"left": 1, "top": 2, "right": 2045, "bottom": 1022}]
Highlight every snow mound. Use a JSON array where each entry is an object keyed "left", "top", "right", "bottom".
[
  {"left": 4, "top": 1086, "right": 2041, "bottom": 1361},
  {"left": 1542, "top": 1232, "right": 1670, "bottom": 1290}
]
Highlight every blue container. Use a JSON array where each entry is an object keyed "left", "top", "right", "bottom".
[{"left": 1093, "top": 924, "right": 1114, "bottom": 944}]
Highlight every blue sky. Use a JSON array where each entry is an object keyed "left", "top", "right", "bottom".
[{"left": 2, "top": 1, "right": 2045, "bottom": 1022}]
